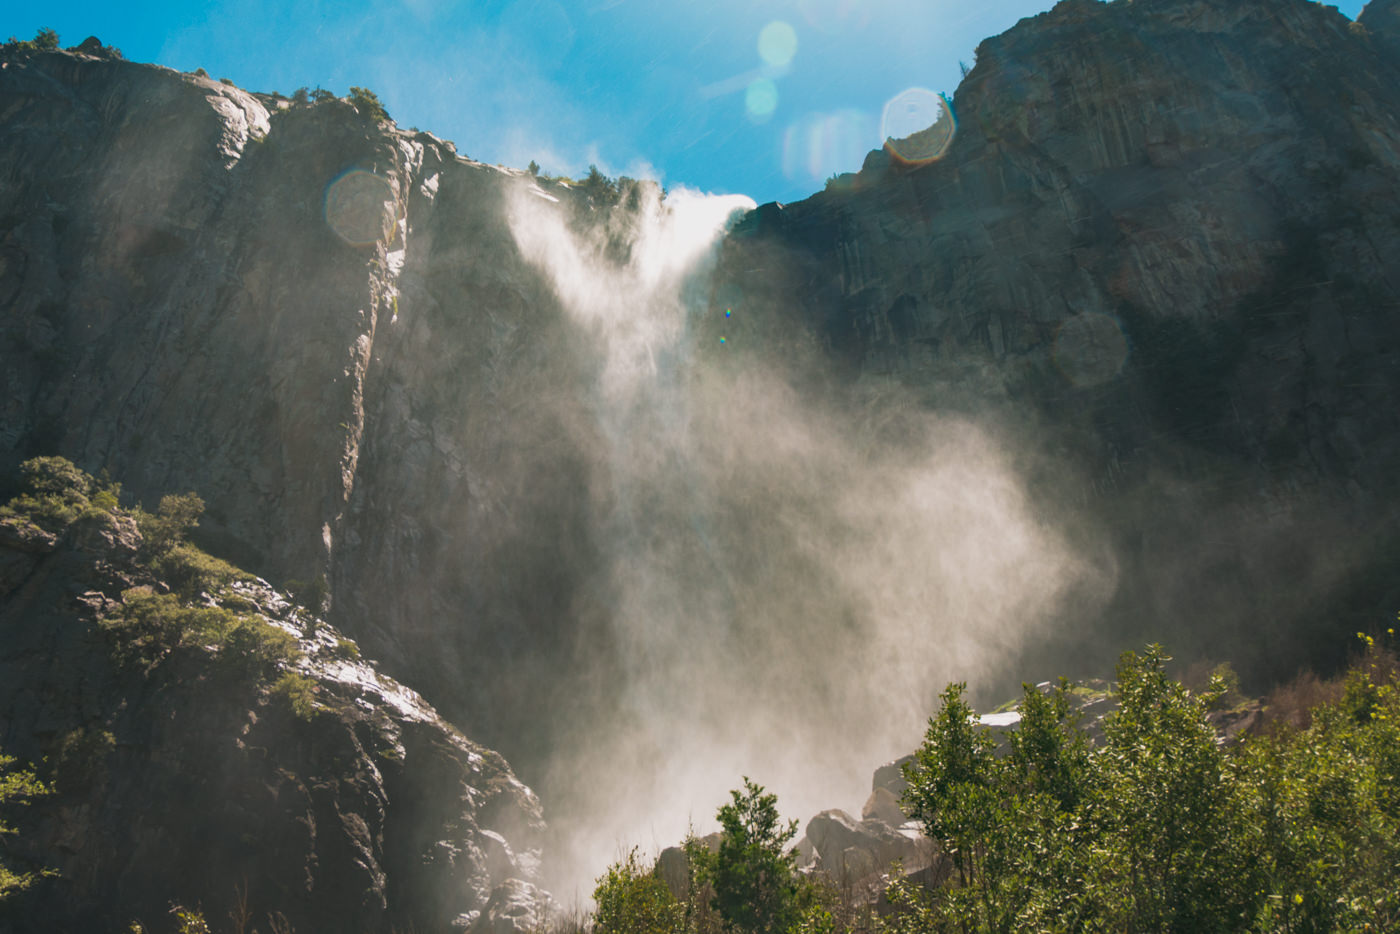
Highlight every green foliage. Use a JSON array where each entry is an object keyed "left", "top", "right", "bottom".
[
  {"left": 291, "top": 86, "right": 309, "bottom": 104},
  {"left": 0, "top": 749, "right": 50, "bottom": 900},
  {"left": 153, "top": 542, "right": 250, "bottom": 599},
  {"left": 309, "top": 87, "right": 335, "bottom": 103},
  {"left": 348, "top": 85, "right": 389, "bottom": 122},
  {"left": 894, "top": 640, "right": 1400, "bottom": 934},
  {"left": 135, "top": 491, "right": 204, "bottom": 554},
  {"left": 578, "top": 164, "right": 620, "bottom": 205},
  {"left": 5, "top": 28, "right": 59, "bottom": 51},
  {"left": 331, "top": 637, "right": 361, "bottom": 660},
  {"left": 691, "top": 778, "right": 806, "bottom": 934},
  {"left": 0, "top": 456, "right": 97, "bottom": 533},
  {"left": 104, "top": 589, "right": 299, "bottom": 674},
  {"left": 528, "top": 160, "right": 541, "bottom": 176},
  {"left": 271, "top": 671, "right": 322, "bottom": 721},
  {"left": 593, "top": 847, "right": 684, "bottom": 934},
  {"left": 171, "top": 906, "right": 211, "bottom": 934}
]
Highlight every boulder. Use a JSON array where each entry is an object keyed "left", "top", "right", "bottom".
[{"left": 805, "top": 809, "right": 930, "bottom": 882}]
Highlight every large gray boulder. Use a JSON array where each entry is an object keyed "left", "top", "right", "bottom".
[{"left": 804, "top": 809, "right": 931, "bottom": 882}]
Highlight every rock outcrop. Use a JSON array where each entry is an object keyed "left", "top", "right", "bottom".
[
  {"left": 0, "top": 480, "right": 544, "bottom": 933},
  {"left": 710, "top": 0, "right": 1400, "bottom": 682}
]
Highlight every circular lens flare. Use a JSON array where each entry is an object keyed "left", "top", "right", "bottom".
[
  {"left": 325, "top": 170, "right": 397, "bottom": 246},
  {"left": 881, "top": 88, "right": 956, "bottom": 165},
  {"left": 758, "top": 21, "right": 798, "bottom": 68},
  {"left": 746, "top": 78, "right": 779, "bottom": 123}
]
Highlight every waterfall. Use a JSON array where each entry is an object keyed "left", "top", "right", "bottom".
[{"left": 505, "top": 180, "right": 1098, "bottom": 900}]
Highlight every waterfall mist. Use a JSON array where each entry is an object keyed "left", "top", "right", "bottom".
[{"left": 503, "top": 181, "right": 1109, "bottom": 901}]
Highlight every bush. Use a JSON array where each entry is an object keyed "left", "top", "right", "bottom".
[
  {"left": 893, "top": 640, "right": 1400, "bottom": 933},
  {"left": 0, "top": 749, "right": 50, "bottom": 900},
  {"left": 331, "top": 637, "right": 361, "bottom": 660},
  {"left": 153, "top": 542, "right": 250, "bottom": 599},
  {"left": 104, "top": 590, "right": 299, "bottom": 673},
  {"left": 593, "top": 848, "right": 684, "bottom": 934},
  {"left": 271, "top": 671, "right": 322, "bottom": 720},
  {"left": 5, "top": 28, "right": 58, "bottom": 51},
  {"left": 0, "top": 456, "right": 114, "bottom": 533},
  {"left": 347, "top": 86, "right": 389, "bottom": 122},
  {"left": 135, "top": 492, "right": 204, "bottom": 554},
  {"left": 691, "top": 778, "right": 807, "bottom": 934}
]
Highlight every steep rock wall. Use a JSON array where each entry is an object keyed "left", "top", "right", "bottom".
[
  {"left": 709, "top": 0, "right": 1400, "bottom": 680},
  {"left": 0, "top": 500, "right": 546, "bottom": 933},
  {"left": 0, "top": 47, "right": 614, "bottom": 764}
]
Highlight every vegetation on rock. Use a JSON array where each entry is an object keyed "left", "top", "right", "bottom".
[
  {"left": 3, "top": 458, "right": 299, "bottom": 683},
  {"left": 595, "top": 635, "right": 1400, "bottom": 934},
  {"left": 891, "top": 641, "right": 1400, "bottom": 934},
  {"left": 0, "top": 752, "right": 49, "bottom": 900},
  {"left": 2, "top": 28, "right": 59, "bottom": 51},
  {"left": 347, "top": 86, "right": 389, "bottom": 122}
]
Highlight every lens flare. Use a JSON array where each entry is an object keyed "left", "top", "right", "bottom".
[
  {"left": 784, "top": 109, "right": 876, "bottom": 185},
  {"left": 1052, "top": 312, "right": 1129, "bottom": 386},
  {"left": 881, "top": 88, "right": 956, "bottom": 165},
  {"left": 758, "top": 21, "right": 798, "bottom": 68},
  {"left": 324, "top": 170, "right": 397, "bottom": 246},
  {"left": 746, "top": 78, "right": 780, "bottom": 123}
]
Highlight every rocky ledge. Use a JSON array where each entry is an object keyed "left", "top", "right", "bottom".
[{"left": 0, "top": 464, "right": 548, "bottom": 934}]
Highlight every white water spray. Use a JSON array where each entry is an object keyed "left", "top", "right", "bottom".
[{"left": 505, "top": 180, "right": 1102, "bottom": 901}]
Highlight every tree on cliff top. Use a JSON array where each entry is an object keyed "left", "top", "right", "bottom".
[{"left": 348, "top": 86, "right": 390, "bottom": 122}]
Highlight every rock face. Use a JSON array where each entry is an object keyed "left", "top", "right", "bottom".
[
  {"left": 0, "top": 496, "right": 544, "bottom": 933},
  {"left": 0, "top": 42, "right": 610, "bottom": 769},
  {"left": 711, "top": 0, "right": 1400, "bottom": 682}
]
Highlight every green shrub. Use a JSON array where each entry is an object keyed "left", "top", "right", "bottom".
[
  {"left": 332, "top": 637, "right": 361, "bottom": 660},
  {"left": 5, "top": 28, "right": 59, "bottom": 51},
  {"left": 348, "top": 86, "right": 389, "bottom": 122},
  {"left": 171, "top": 906, "right": 210, "bottom": 934},
  {"left": 0, "top": 749, "right": 50, "bottom": 900},
  {"left": 691, "top": 778, "right": 807, "bottom": 934},
  {"left": 594, "top": 847, "right": 684, "bottom": 934},
  {"left": 135, "top": 492, "right": 204, "bottom": 553},
  {"left": 891, "top": 640, "right": 1400, "bottom": 934},
  {"left": 153, "top": 542, "right": 250, "bottom": 598},
  {"left": 0, "top": 456, "right": 95, "bottom": 533},
  {"left": 271, "top": 671, "right": 322, "bottom": 720},
  {"left": 103, "top": 590, "right": 299, "bottom": 673}
]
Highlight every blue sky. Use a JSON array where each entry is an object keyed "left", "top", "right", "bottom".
[{"left": 7, "top": 0, "right": 1369, "bottom": 204}]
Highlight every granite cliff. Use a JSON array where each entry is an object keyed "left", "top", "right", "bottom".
[
  {"left": 2, "top": 0, "right": 1400, "bottom": 918},
  {"left": 0, "top": 461, "right": 546, "bottom": 933},
  {"left": 712, "top": 0, "right": 1400, "bottom": 681}
]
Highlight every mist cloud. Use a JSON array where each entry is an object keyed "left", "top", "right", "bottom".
[{"left": 505, "top": 181, "right": 1110, "bottom": 900}]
